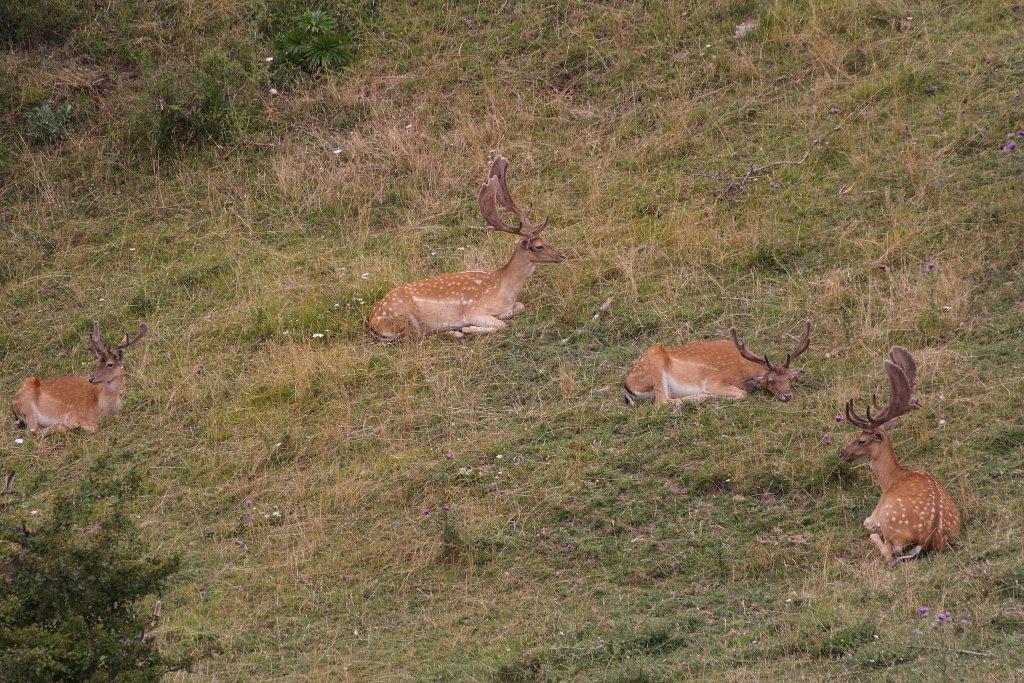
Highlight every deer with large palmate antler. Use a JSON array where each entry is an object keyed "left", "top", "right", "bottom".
[
  {"left": 369, "top": 157, "right": 564, "bottom": 340},
  {"left": 11, "top": 321, "right": 147, "bottom": 436},
  {"left": 838, "top": 347, "right": 960, "bottom": 562},
  {"left": 623, "top": 321, "right": 811, "bottom": 404}
]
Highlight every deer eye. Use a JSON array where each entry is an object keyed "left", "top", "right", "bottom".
[
  {"left": 874, "top": 433, "right": 883, "bottom": 441},
  {"left": 107, "top": 362, "right": 114, "bottom": 367},
  {"left": 535, "top": 244, "right": 544, "bottom": 250}
]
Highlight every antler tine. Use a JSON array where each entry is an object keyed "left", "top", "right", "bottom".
[
  {"left": 730, "top": 326, "right": 771, "bottom": 368},
  {"left": 784, "top": 320, "right": 812, "bottom": 368},
  {"left": 114, "top": 323, "right": 148, "bottom": 351},
  {"left": 845, "top": 398, "right": 872, "bottom": 429},
  {"left": 90, "top": 320, "right": 104, "bottom": 353}
]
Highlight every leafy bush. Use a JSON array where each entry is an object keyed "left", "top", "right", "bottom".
[
  {"left": 128, "top": 48, "right": 255, "bottom": 156},
  {"left": 273, "top": 9, "right": 352, "bottom": 72},
  {"left": 23, "top": 103, "right": 74, "bottom": 144},
  {"left": 0, "top": 0, "right": 83, "bottom": 47},
  {"left": 0, "top": 460, "right": 187, "bottom": 681}
]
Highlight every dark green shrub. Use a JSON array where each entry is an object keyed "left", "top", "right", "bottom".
[
  {"left": 128, "top": 48, "right": 255, "bottom": 156},
  {"left": 0, "top": 460, "right": 188, "bottom": 681},
  {"left": 23, "top": 103, "right": 74, "bottom": 144},
  {"left": 273, "top": 10, "right": 352, "bottom": 72},
  {"left": 0, "top": 0, "right": 84, "bottom": 47}
]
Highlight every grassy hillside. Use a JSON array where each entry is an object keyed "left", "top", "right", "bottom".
[{"left": 2, "top": 0, "right": 1023, "bottom": 679}]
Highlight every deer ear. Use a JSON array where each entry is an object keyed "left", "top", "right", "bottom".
[{"left": 879, "top": 416, "right": 901, "bottom": 431}]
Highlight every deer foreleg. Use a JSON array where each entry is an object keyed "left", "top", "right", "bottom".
[
  {"left": 894, "top": 545, "right": 923, "bottom": 562},
  {"left": 460, "top": 315, "right": 507, "bottom": 335},
  {"left": 705, "top": 382, "right": 748, "bottom": 399},
  {"left": 500, "top": 302, "right": 526, "bottom": 319},
  {"left": 868, "top": 532, "right": 894, "bottom": 561}
]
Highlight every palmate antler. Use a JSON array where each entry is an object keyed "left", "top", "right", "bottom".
[
  {"left": 845, "top": 346, "right": 920, "bottom": 429},
  {"left": 730, "top": 320, "right": 812, "bottom": 370},
  {"left": 477, "top": 156, "right": 547, "bottom": 237}
]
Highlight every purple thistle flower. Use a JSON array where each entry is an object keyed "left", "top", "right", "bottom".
[
  {"left": 923, "top": 261, "right": 937, "bottom": 274},
  {"left": 1018, "top": 130, "right": 1024, "bottom": 137},
  {"left": 421, "top": 507, "right": 430, "bottom": 517},
  {"left": 1008, "top": 142, "right": 1018, "bottom": 151},
  {"left": 821, "top": 434, "right": 832, "bottom": 446},
  {"left": 244, "top": 514, "right": 254, "bottom": 522},
  {"left": 444, "top": 451, "right": 453, "bottom": 460},
  {"left": 244, "top": 498, "right": 254, "bottom": 508},
  {"left": 830, "top": 107, "right": 840, "bottom": 114},
  {"left": 834, "top": 413, "right": 843, "bottom": 424},
  {"left": 937, "top": 611, "right": 951, "bottom": 623},
  {"left": 918, "top": 607, "right": 929, "bottom": 617}
]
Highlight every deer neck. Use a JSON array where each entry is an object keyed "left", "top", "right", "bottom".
[
  {"left": 495, "top": 245, "right": 535, "bottom": 298},
  {"left": 94, "top": 376, "right": 125, "bottom": 413},
  {"left": 869, "top": 440, "right": 907, "bottom": 493}
]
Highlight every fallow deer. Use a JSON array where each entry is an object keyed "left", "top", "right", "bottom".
[
  {"left": 839, "top": 347, "right": 961, "bottom": 561},
  {"left": 11, "top": 321, "right": 148, "bottom": 436},
  {"left": 369, "top": 156, "right": 564, "bottom": 340},
  {"left": 622, "top": 321, "right": 811, "bottom": 404}
]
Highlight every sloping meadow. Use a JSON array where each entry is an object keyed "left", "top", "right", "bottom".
[{"left": 1, "top": 0, "right": 1023, "bottom": 679}]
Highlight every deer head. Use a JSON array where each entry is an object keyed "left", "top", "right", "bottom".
[
  {"left": 478, "top": 156, "right": 564, "bottom": 264},
  {"left": 839, "top": 347, "right": 919, "bottom": 463},
  {"left": 88, "top": 321, "right": 148, "bottom": 384},
  {"left": 729, "top": 320, "right": 812, "bottom": 401}
]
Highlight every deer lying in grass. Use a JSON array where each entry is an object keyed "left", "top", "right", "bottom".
[
  {"left": 11, "top": 321, "right": 147, "bottom": 436},
  {"left": 839, "top": 347, "right": 961, "bottom": 562},
  {"left": 369, "top": 157, "right": 564, "bottom": 340},
  {"left": 623, "top": 321, "right": 811, "bottom": 404}
]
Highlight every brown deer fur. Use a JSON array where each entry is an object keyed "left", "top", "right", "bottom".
[
  {"left": 839, "top": 347, "right": 961, "bottom": 561},
  {"left": 11, "top": 321, "right": 147, "bottom": 436},
  {"left": 369, "top": 157, "right": 563, "bottom": 340},
  {"left": 623, "top": 322, "right": 811, "bottom": 404}
]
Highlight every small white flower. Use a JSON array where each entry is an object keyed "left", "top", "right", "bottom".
[
  {"left": 99, "top": 298, "right": 105, "bottom": 302},
  {"left": 312, "top": 333, "right": 325, "bottom": 339},
  {"left": 458, "top": 246, "right": 465, "bottom": 251},
  {"left": 332, "top": 148, "right": 343, "bottom": 155},
  {"left": 353, "top": 629, "right": 359, "bottom": 635},
  {"left": 272, "top": 510, "right": 281, "bottom": 517},
  {"left": 361, "top": 272, "right": 369, "bottom": 279},
  {"left": 705, "top": 43, "right": 712, "bottom": 48},
  {"left": 30, "top": 510, "right": 38, "bottom": 515},
  {"left": 938, "top": 419, "right": 946, "bottom": 426},
  {"left": 333, "top": 303, "right": 340, "bottom": 308},
  {"left": 274, "top": 442, "right": 283, "bottom": 448},
  {"left": 405, "top": 123, "right": 412, "bottom": 130},
  {"left": 269, "top": 88, "right": 279, "bottom": 96},
  {"left": 129, "top": 247, "right": 136, "bottom": 251},
  {"left": 431, "top": 251, "right": 437, "bottom": 255},
  {"left": 265, "top": 56, "right": 274, "bottom": 63},
  {"left": 15, "top": 438, "right": 24, "bottom": 444},
  {"left": 495, "top": 455, "right": 503, "bottom": 460}
]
